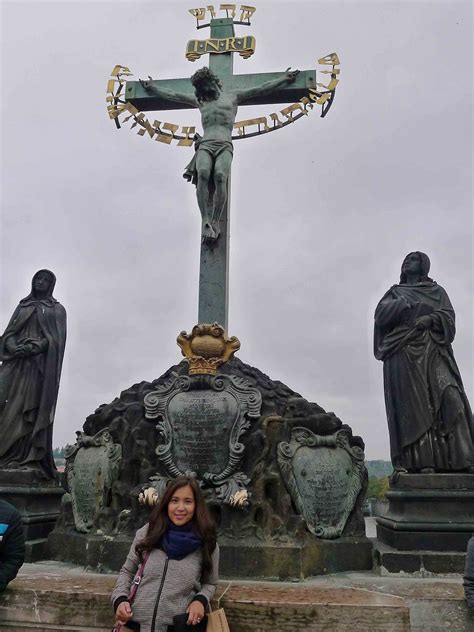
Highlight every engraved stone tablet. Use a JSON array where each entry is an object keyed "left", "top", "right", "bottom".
[
  {"left": 65, "top": 429, "right": 122, "bottom": 533},
  {"left": 144, "top": 374, "right": 261, "bottom": 506},
  {"left": 168, "top": 390, "right": 238, "bottom": 475},
  {"left": 277, "top": 427, "right": 365, "bottom": 539}
]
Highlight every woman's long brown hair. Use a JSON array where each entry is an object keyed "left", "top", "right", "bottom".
[{"left": 136, "top": 477, "right": 217, "bottom": 578}]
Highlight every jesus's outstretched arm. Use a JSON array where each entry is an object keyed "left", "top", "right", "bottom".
[
  {"left": 139, "top": 78, "right": 198, "bottom": 107},
  {"left": 233, "top": 68, "right": 300, "bottom": 103}
]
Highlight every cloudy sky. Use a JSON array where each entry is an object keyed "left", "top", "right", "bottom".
[{"left": 1, "top": 0, "right": 472, "bottom": 459}]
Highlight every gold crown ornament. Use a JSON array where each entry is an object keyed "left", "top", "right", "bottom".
[{"left": 177, "top": 323, "right": 240, "bottom": 375}]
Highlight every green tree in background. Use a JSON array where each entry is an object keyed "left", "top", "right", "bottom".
[{"left": 367, "top": 476, "right": 389, "bottom": 500}]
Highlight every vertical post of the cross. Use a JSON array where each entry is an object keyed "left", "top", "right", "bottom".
[{"left": 198, "top": 18, "right": 235, "bottom": 332}]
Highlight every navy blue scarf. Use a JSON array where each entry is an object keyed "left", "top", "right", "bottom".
[{"left": 160, "top": 520, "right": 202, "bottom": 560}]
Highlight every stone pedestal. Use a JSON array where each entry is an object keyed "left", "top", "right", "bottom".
[
  {"left": 376, "top": 473, "right": 474, "bottom": 551},
  {"left": 49, "top": 357, "right": 371, "bottom": 577},
  {"left": 48, "top": 529, "right": 374, "bottom": 579},
  {"left": 219, "top": 536, "right": 374, "bottom": 579},
  {"left": 0, "top": 468, "right": 64, "bottom": 561},
  {"left": 375, "top": 473, "right": 474, "bottom": 572}
]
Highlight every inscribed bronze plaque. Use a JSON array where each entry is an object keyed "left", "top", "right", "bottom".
[
  {"left": 277, "top": 428, "right": 365, "bottom": 539},
  {"left": 144, "top": 374, "right": 261, "bottom": 506},
  {"left": 168, "top": 390, "right": 238, "bottom": 475},
  {"left": 65, "top": 430, "right": 122, "bottom": 533}
]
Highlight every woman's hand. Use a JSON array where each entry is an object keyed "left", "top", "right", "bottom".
[
  {"left": 187, "top": 600, "right": 205, "bottom": 625},
  {"left": 115, "top": 601, "right": 133, "bottom": 624}
]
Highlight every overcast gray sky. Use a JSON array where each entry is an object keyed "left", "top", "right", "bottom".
[{"left": 1, "top": 0, "right": 472, "bottom": 460}]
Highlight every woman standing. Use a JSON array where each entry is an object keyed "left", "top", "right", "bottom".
[{"left": 112, "top": 477, "right": 219, "bottom": 632}]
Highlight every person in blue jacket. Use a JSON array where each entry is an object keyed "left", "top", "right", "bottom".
[{"left": 0, "top": 498, "right": 25, "bottom": 592}]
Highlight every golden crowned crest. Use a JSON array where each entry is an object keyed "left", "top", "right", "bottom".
[{"left": 177, "top": 323, "right": 240, "bottom": 375}]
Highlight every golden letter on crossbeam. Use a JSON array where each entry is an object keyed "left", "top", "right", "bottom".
[
  {"left": 207, "top": 5, "right": 217, "bottom": 17},
  {"left": 299, "top": 97, "right": 314, "bottom": 110},
  {"left": 107, "top": 105, "right": 120, "bottom": 119},
  {"left": 126, "top": 103, "right": 140, "bottom": 116},
  {"left": 269, "top": 112, "right": 284, "bottom": 127},
  {"left": 189, "top": 8, "right": 207, "bottom": 22},
  {"left": 317, "top": 78, "right": 339, "bottom": 91},
  {"left": 137, "top": 117, "right": 156, "bottom": 138},
  {"left": 206, "top": 39, "right": 220, "bottom": 51},
  {"left": 111, "top": 65, "right": 131, "bottom": 77},
  {"left": 309, "top": 88, "right": 333, "bottom": 105},
  {"left": 280, "top": 102, "right": 307, "bottom": 121},
  {"left": 154, "top": 121, "right": 179, "bottom": 144},
  {"left": 318, "top": 53, "right": 340, "bottom": 66},
  {"left": 155, "top": 130, "right": 173, "bottom": 144},
  {"left": 239, "top": 5, "right": 256, "bottom": 22},
  {"left": 163, "top": 122, "right": 179, "bottom": 135},
  {"left": 107, "top": 101, "right": 138, "bottom": 120},
  {"left": 308, "top": 89, "right": 332, "bottom": 106},
  {"left": 233, "top": 116, "right": 269, "bottom": 135},
  {"left": 220, "top": 3, "right": 236, "bottom": 18},
  {"left": 178, "top": 126, "right": 196, "bottom": 146}
]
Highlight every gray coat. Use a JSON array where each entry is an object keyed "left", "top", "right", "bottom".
[{"left": 111, "top": 525, "right": 219, "bottom": 632}]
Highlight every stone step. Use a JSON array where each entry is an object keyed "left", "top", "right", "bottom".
[
  {"left": 0, "top": 563, "right": 411, "bottom": 632},
  {"left": 214, "top": 583, "right": 410, "bottom": 631},
  {"left": 327, "top": 571, "right": 473, "bottom": 632},
  {"left": 25, "top": 538, "right": 48, "bottom": 563},
  {"left": 374, "top": 540, "right": 467, "bottom": 576}
]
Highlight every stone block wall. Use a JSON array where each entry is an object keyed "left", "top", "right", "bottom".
[{"left": 0, "top": 568, "right": 411, "bottom": 632}]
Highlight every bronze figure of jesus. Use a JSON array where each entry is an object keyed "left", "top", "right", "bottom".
[{"left": 141, "top": 66, "right": 299, "bottom": 242}]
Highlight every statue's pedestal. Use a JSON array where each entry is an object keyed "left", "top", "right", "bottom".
[
  {"left": 48, "top": 529, "right": 373, "bottom": 579},
  {"left": 0, "top": 468, "right": 64, "bottom": 561},
  {"left": 218, "top": 536, "right": 374, "bottom": 578},
  {"left": 375, "top": 473, "right": 474, "bottom": 573}
]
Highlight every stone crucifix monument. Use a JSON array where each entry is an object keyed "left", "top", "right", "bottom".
[
  {"left": 106, "top": 4, "right": 339, "bottom": 329},
  {"left": 48, "top": 6, "right": 373, "bottom": 579}
]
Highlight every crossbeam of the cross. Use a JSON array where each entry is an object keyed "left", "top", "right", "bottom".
[{"left": 124, "top": 71, "right": 317, "bottom": 111}]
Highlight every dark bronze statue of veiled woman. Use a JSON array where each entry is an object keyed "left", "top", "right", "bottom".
[
  {"left": 0, "top": 270, "right": 66, "bottom": 479},
  {"left": 374, "top": 252, "right": 473, "bottom": 473}
]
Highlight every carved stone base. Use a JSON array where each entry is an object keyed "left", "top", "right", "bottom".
[
  {"left": 0, "top": 468, "right": 64, "bottom": 559},
  {"left": 376, "top": 473, "right": 474, "bottom": 551},
  {"left": 47, "top": 529, "right": 133, "bottom": 571},
  {"left": 49, "top": 356, "right": 368, "bottom": 576},
  {"left": 219, "top": 536, "right": 374, "bottom": 579},
  {"left": 47, "top": 529, "right": 373, "bottom": 578}
]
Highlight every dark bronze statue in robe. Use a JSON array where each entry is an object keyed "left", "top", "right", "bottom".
[
  {"left": 0, "top": 270, "right": 66, "bottom": 479},
  {"left": 374, "top": 252, "right": 473, "bottom": 473}
]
